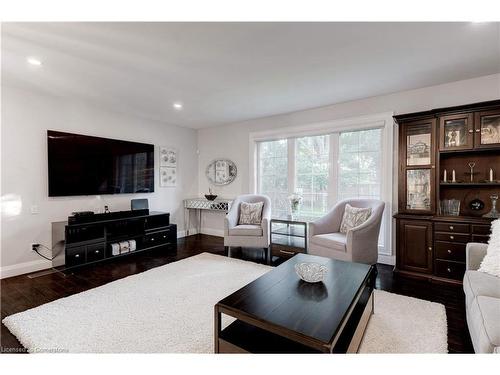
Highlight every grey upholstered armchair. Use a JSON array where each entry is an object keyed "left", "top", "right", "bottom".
[
  {"left": 224, "top": 194, "right": 271, "bottom": 259},
  {"left": 308, "top": 199, "right": 385, "bottom": 264}
]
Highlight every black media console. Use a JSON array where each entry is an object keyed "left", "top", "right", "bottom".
[{"left": 53, "top": 210, "right": 177, "bottom": 269}]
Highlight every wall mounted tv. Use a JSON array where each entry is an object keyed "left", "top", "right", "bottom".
[{"left": 47, "top": 130, "right": 154, "bottom": 197}]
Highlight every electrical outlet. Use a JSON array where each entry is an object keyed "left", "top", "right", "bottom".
[{"left": 31, "top": 243, "right": 40, "bottom": 252}]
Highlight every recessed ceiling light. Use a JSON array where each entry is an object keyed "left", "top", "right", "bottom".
[
  {"left": 173, "top": 102, "right": 183, "bottom": 110},
  {"left": 27, "top": 57, "right": 42, "bottom": 66}
]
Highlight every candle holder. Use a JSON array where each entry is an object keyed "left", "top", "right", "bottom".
[{"left": 483, "top": 194, "right": 500, "bottom": 219}]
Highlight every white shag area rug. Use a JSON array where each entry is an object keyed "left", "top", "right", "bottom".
[{"left": 3, "top": 253, "right": 447, "bottom": 353}]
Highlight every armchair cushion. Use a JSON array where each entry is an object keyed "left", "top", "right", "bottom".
[
  {"left": 339, "top": 204, "right": 372, "bottom": 234},
  {"left": 228, "top": 224, "right": 263, "bottom": 237},
  {"left": 310, "top": 232, "right": 347, "bottom": 252},
  {"left": 238, "top": 201, "right": 264, "bottom": 225}
]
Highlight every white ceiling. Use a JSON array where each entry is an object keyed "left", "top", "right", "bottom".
[{"left": 2, "top": 22, "right": 500, "bottom": 129}]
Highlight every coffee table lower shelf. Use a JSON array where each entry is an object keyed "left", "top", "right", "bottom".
[
  {"left": 216, "top": 290, "right": 374, "bottom": 354},
  {"left": 218, "top": 320, "right": 321, "bottom": 353}
]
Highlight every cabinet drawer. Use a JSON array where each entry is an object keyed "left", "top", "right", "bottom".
[
  {"left": 271, "top": 244, "right": 304, "bottom": 258},
  {"left": 435, "top": 241, "right": 466, "bottom": 262},
  {"left": 86, "top": 243, "right": 105, "bottom": 263},
  {"left": 472, "top": 234, "right": 489, "bottom": 244},
  {"left": 144, "top": 230, "right": 171, "bottom": 246},
  {"left": 434, "top": 232, "right": 470, "bottom": 243},
  {"left": 66, "top": 246, "right": 86, "bottom": 267},
  {"left": 434, "top": 260, "right": 465, "bottom": 281},
  {"left": 472, "top": 224, "right": 491, "bottom": 235},
  {"left": 434, "top": 222, "right": 469, "bottom": 233}
]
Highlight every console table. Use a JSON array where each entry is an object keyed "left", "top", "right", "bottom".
[{"left": 184, "top": 198, "right": 233, "bottom": 236}]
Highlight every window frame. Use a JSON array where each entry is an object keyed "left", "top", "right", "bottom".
[{"left": 249, "top": 112, "right": 395, "bottom": 263}]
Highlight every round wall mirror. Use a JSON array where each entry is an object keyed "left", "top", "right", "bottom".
[{"left": 206, "top": 159, "right": 237, "bottom": 186}]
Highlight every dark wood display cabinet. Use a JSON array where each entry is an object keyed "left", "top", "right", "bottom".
[{"left": 394, "top": 100, "right": 500, "bottom": 285}]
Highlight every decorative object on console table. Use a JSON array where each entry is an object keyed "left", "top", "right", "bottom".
[
  {"left": 204, "top": 187, "right": 217, "bottom": 201},
  {"left": 394, "top": 99, "right": 500, "bottom": 285}
]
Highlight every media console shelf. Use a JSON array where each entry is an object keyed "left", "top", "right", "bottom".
[{"left": 52, "top": 210, "right": 177, "bottom": 269}]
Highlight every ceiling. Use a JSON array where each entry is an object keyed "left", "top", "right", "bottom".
[{"left": 2, "top": 22, "right": 500, "bottom": 129}]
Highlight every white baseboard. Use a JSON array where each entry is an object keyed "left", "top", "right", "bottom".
[
  {"left": 377, "top": 254, "right": 395, "bottom": 266},
  {"left": 179, "top": 228, "right": 224, "bottom": 238},
  {"left": 0, "top": 259, "right": 52, "bottom": 279}
]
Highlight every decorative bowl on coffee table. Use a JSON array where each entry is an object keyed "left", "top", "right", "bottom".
[{"left": 294, "top": 262, "right": 327, "bottom": 283}]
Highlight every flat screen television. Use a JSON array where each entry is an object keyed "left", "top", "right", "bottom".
[{"left": 47, "top": 130, "right": 154, "bottom": 197}]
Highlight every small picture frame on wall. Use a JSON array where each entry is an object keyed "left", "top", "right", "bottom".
[
  {"left": 160, "top": 167, "right": 176, "bottom": 187},
  {"left": 160, "top": 146, "right": 177, "bottom": 167}
]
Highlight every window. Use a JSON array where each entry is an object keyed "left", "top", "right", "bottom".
[
  {"left": 295, "top": 135, "right": 330, "bottom": 219},
  {"left": 252, "top": 113, "right": 392, "bottom": 257},
  {"left": 258, "top": 139, "right": 288, "bottom": 218},
  {"left": 257, "top": 129, "right": 383, "bottom": 218},
  {"left": 338, "top": 128, "right": 382, "bottom": 201}
]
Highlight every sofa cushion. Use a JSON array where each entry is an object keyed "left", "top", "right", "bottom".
[
  {"left": 310, "top": 232, "right": 347, "bottom": 252},
  {"left": 463, "top": 270, "right": 500, "bottom": 306},
  {"left": 479, "top": 218, "right": 500, "bottom": 278},
  {"left": 468, "top": 295, "right": 500, "bottom": 353},
  {"left": 228, "top": 224, "right": 263, "bottom": 237},
  {"left": 339, "top": 204, "right": 372, "bottom": 234}
]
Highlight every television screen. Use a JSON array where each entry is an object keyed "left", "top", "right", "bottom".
[{"left": 47, "top": 130, "right": 154, "bottom": 197}]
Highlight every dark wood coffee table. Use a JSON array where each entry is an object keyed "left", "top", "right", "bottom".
[{"left": 214, "top": 254, "right": 376, "bottom": 353}]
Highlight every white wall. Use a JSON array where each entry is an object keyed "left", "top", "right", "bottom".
[
  {"left": 196, "top": 73, "right": 500, "bottom": 260},
  {"left": 1, "top": 86, "right": 198, "bottom": 278}
]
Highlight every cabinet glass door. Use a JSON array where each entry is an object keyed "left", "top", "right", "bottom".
[
  {"left": 406, "top": 124, "right": 432, "bottom": 166},
  {"left": 406, "top": 169, "right": 431, "bottom": 211},
  {"left": 475, "top": 110, "right": 500, "bottom": 148},
  {"left": 439, "top": 113, "right": 473, "bottom": 151},
  {"left": 400, "top": 118, "right": 436, "bottom": 214}
]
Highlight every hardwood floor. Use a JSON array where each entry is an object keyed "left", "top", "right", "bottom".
[{"left": 0, "top": 234, "right": 473, "bottom": 353}]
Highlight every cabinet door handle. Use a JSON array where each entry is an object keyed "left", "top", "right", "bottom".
[
  {"left": 475, "top": 129, "right": 480, "bottom": 133},
  {"left": 75, "top": 254, "right": 80, "bottom": 258},
  {"left": 449, "top": 235, "right": 454, "bottom": 240},
  {"left": 447, "top": 267, "right": 451, "bottom": 273},
  {"left": 449, "top": 225, "right": 454, "bottom": 230},
  {"left": 428, "top": 247, "right": 432, "bottom": 251},
  {"left": 468, "top": 129, "right": 473, "bottom": 133},
  {"left": 447, "top": 249, "right": 452, "bottom": 254},
  {"left": 279, "top": 250, "right": 295, "bottom": 255},
  {"left": 95, "top": 250, "right": 100, "bottom": 254}
]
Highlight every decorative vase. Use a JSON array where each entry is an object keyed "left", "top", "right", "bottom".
[{"left": 483, "top": 194, "right": 500, "bottom": 218}]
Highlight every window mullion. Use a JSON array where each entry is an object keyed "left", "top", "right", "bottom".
[
  {"left": 288, "top": 138, "right": 296, "bottom": 195},
  {"left": 328, "top": 133, "right": 339, "bottom": 209}
]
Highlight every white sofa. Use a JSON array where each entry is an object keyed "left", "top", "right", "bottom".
[{"left": 463, "top": 242, "right": 500, "bottom": 353}]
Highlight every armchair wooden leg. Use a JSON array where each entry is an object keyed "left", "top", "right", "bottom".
[{"left": 265, "top": 247, "right": 271, "bottom": 265}]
